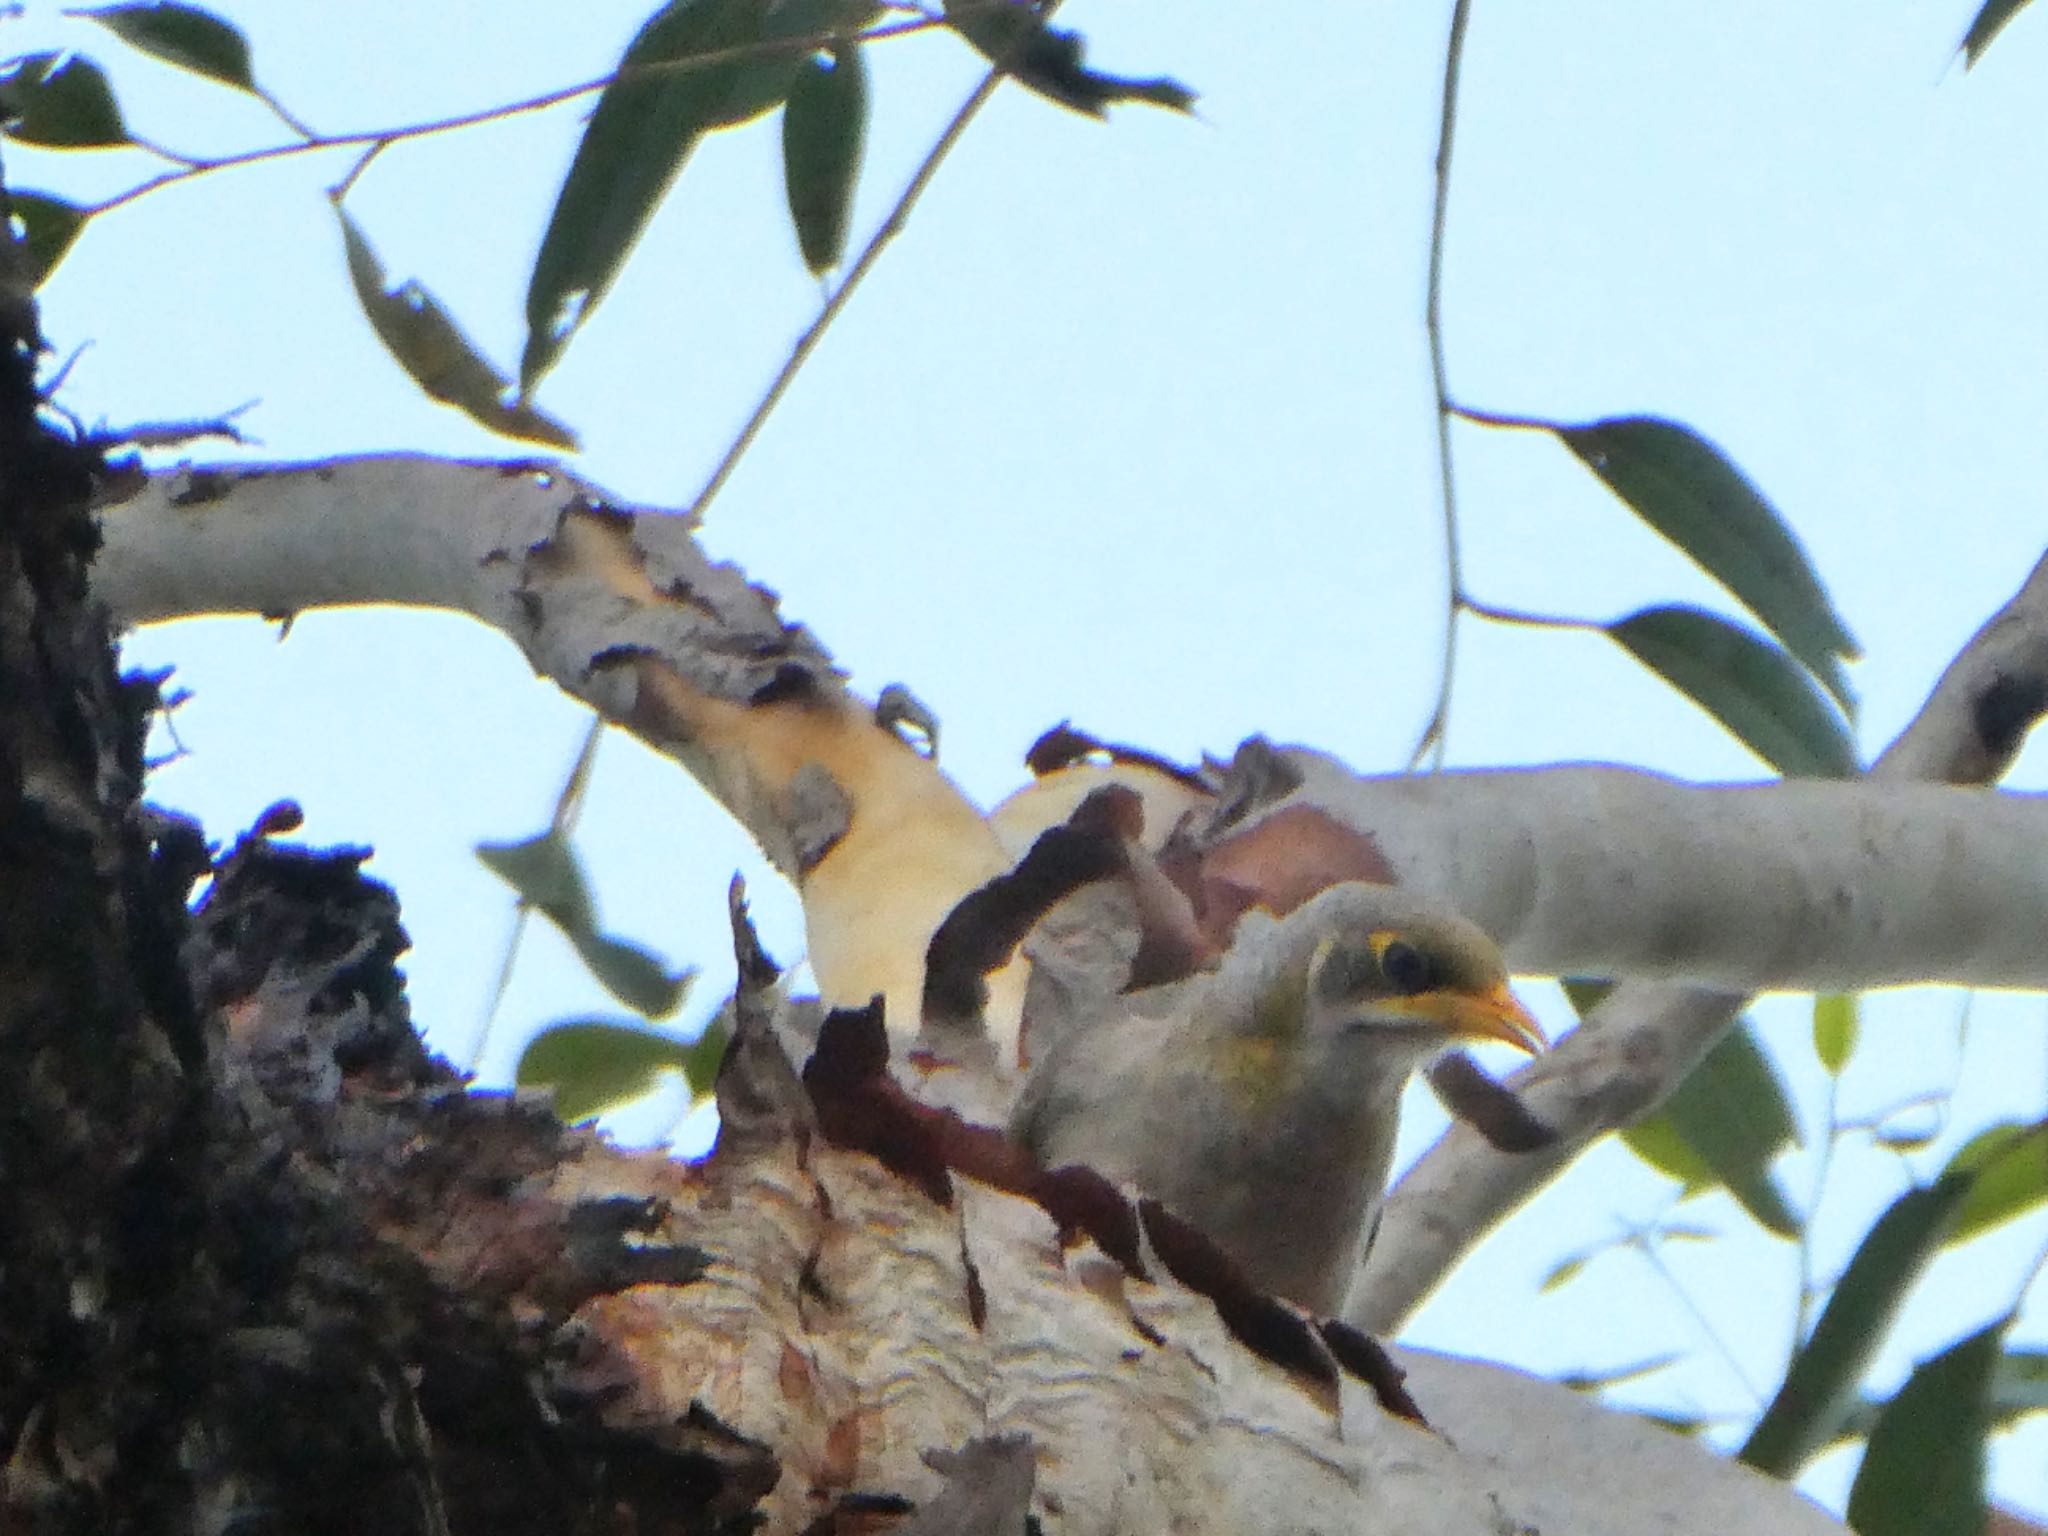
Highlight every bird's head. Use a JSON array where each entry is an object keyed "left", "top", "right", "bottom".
[{"left": 1290, "top": 885, "right": 1547, "bottom": 1060}]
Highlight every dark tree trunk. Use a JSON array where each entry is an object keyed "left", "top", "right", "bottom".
[{"left": 0, "top": 202, "right": 748, "bottom": 1536}]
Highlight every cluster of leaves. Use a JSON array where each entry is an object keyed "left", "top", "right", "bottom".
[
  {"left": 9, "top": 4, "right": 2045, "bottom": 1526},
  {"left": 1455, "top": 411, "right": 1862, "bottom": 777},
  {"left": 0, "top": 0, "right": 1192, "bottom": 453},
  {"left": 1547, "top": 984, "right": 2048, "bottom": 1532}
]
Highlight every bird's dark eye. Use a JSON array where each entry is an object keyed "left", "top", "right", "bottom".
[{"left": 1380, "top": 940, "right": 1432, "bottom": 995}]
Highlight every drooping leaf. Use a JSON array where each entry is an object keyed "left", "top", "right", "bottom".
[
  {"left": 516, "top": 1016, "right": 728, "bottom": 1122},
  {"left": 942, "top": 0, "right": 1195, "bottom": 117},
  {"left": 521, "top": 0, "right": 877, "bottom": 390},
  {"left": 476, "top": 828, "right": 592, "bottom": 930},
  {"left": 1740, "top": 1172, "right": 1977, "bottom": 1477},
  {"left": 1941, "top": 1119, "right": 2048, "bottom": 1246},
  {"left": 1991, "top": 1349, "right": 2048, "bottom": 1419},
  {"left": 1830, "top": 1350, "right": 2048, "bottom": 1448},
  {"left": 1607, "top": 605, "right": 1859, "bottom": 778},
  {"left": 575, "top": 934, "right": 696, "bottom": 1020},
  {"left": 1562, "top": 980, "right": 1799, "bottom": 1227},
  {"left": 7, "top": 192, "right": 88, "bottom": 285},
  {"left": 1961, "top": 0, "right": 2035, "bottom": 65},
  {"left": 72, "top": 3, "right": 255, "bottom": 91},
  {"left": 338, "top": 206, "right": 579, "bottom": 450},
  {"left": 1561, "top": 416, "right": 1858, "bottom": 706},
  {"left": 781, "top": 40, "right": 867, "bottom": 275},
  {"left": 475, "top": 828, "right": 691, "bottom": 1017},
  {"left": 1622, "top": 1115, "right": 1715, "bottom": 1192},
  {"left": 0, "top": 53, "right": 128, "bottom": 147},
  {"left": 1629, "top": 1019, "right": 1801, "bottom": 1235},
  {"left": 1846, "top": 1315, "right": 2013, "bottom": 1536},
  {"left": 1539, "top": 1252, "right": 1592, "bottom": 1294},
  {"left": 1812, "top": 992, "right": 1859, "bottom": 1076},
  {"left": 1555, "top": 1354, "right": 1685, "bottom": 1393}
]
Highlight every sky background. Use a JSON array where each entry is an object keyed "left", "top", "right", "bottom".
[{"left": 6, "top": 0, "right": 2046, "bottom": 1519}]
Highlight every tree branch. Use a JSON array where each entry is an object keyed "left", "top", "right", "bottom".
[{"left": 1347, "top": 548, "right": 2048, "bottom": 1332}]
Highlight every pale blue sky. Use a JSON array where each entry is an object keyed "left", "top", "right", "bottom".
[{"left": 10, "top": 0, "right": 2046, "bottom": 1517}]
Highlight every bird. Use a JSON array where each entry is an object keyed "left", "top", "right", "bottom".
[{"left": 1010, "top": 881, "right": 1547, "bottom": 1314}]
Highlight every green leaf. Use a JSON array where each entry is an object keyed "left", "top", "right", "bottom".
[
  {"left": 476, "top": 828, "right": 593, "bottom": 930},
  {"left": 1557, "top": 977, "right": 1612, "bottom": 1015},
  {"left": 7, "top": 192, "right": 89, "bottom": 285},
  {"left": 1830, "top": 1350, "right": 2048, "bottom": 1449},
  {"left": 1740, "top": 1172, "right": 1976, "bottom": 1477},
  {"left": 521, "top": 0, "right": 877, "bottom": 390},
  {"left": 1607, "top": 605, "right": 1859, "bottom": 778},
  {"left": 516, "top": 1016, "right": 728, "bottom": 1122},
  {"left": 1633, "top": 1020, "right": 1802, "bottom": 1236},
  {"left": 942, "top": 0, "right": 1196, "bottom": 117},
  {"left": 1564, "top": 980, "right": 1801, "bottom": 1229},
  {"left": 475, "top": 828, "right": 691, "bottom": 1017},
  {"left": 0, "top": 53, "right": 128, "bottom": 148},
  {"left": 1942, "top": 1120, "right": 2048, "bottom": 1246},
  {"left": 337, "top": 206, "right": 579, "bottom": 450},
  {"left": 1555, "top": 1354, "right": 1684, "bottom": 1393},
  {"left": 1813, "top": 993, "right": 1859, "bottom": 1076},
  {"left": 1622, "top": 1114, "right": 1714, "bottom": 1191},
  {"left": 1991, "top": 1348, "right": 2048, "bottom": 1420},
  {"left": 1561, "top": 416, "right": 1858, "bottom": 707},
  {"left": 72, "top": 3, "right": 255, "bottom": 91},
  {"left": 1960, "top": 0, "right": 2034, "bottom": 65},
  {"left": 781, "top": 40, "right": 867, "bottom": 275},
  {"left": 1846, "top": 1315, "right": 2012, "bottom": 1536},
  {"left": 1539, "top": 1252, "right": 1591, "bottom": 1293},
  {"left": 575, "top": 932, "right": 695, "bottom": 1019}
]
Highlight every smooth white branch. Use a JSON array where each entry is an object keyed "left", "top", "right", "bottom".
[
  {"left": 95, "top": 458, "right": 2048, "bottom": 1008},
  {"left": 1349, "top": 550, "right": 2048, "bottom": 1332}
]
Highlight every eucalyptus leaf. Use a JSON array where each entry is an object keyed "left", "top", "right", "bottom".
[
  {"left": 1846, "top": 1315, "right": 2012, "bottom": 1536},
  {"left": 1829, "top": 1350, "right": 2048, "bottom": 1448},
  {"left": 942, "top": 0, "right": 1195, "bottom": 116},
  {"left": 781, "top": 39, "right": 868, "bottom": 275},
  {"left": 521, "top": 0, "right": 878, "bottom": 389},
  {"left": 1960, "top": 0, "right": 2034, "bottom": 65},
  {"left": 1555, "top": 1354, "right": 1684, "bottom": 1392},
  {"left": 475, "top": 828, "right": 690, "bottom": 1017},
  {"left": 1565, "top": 981, "right": 1798, "bottom": 1229},
  {"left": 74, "top": 3, "right": 256, "bottom": 92},
  {"left": 1608, "top": 605, "right": 1858, "bottom": 778},
  {"left": 7, "top": 193, "right": 88, "bottom": 285},
  {"left": 338, "top": 207, "right": 579, "bottom": 450},
  {"left": 1740, "top": 1172, "right": 1976, "bottom": 1477},
  {"left": 517, "top": 1017, "right": 726, "bottom": 1123},
  {"left": 1561, "top": 415, "right": 1858, "bottom": 706},
  {"left": 0, "top": 53, "right": 128, "bottom": 148},
  {"left": 1639, "top": 1020, "right": 1801, "bottom": 1236},
  {"left": 1812, "top": 993, "right": 1858, "bottom": 1076},
  {"left": 1942, "top": 1120, "right": 2048, "bottom": 1246}
]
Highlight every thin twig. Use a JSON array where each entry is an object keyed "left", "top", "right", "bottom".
[
  {"left": 684, "top": 18, "right": 1053, "bottom": 522},
  {"left": 80, "top": 12, "right": 965, "bottom": 220},
  {"left": 468, "top": 716, "right": 607, "bottom": 1072},
  {"left": 1407, "top": 0, "right": 1477, "bottom": 769},
  {"left": 1632, "top": 1231, "right": 1763, "bottom": 1404}
]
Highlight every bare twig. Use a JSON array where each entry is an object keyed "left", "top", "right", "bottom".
[
  {"left": 685, "top": 5, "right": 1068, "bottom": 523},
  {"left": 684, "top": 66, "right": 1009, "bottom": 521},
  {"left": 1407, "top": 0, "right": 1476, "bottom": 770}
]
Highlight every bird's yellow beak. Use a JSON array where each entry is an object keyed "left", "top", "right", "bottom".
[{"left": 1383, "top": 980, "right": 1548, "bottom": 1055}]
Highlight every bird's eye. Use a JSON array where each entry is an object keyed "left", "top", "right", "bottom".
[{"left": 1380, "top": 940, "right": 1432, "bottom": 995}]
